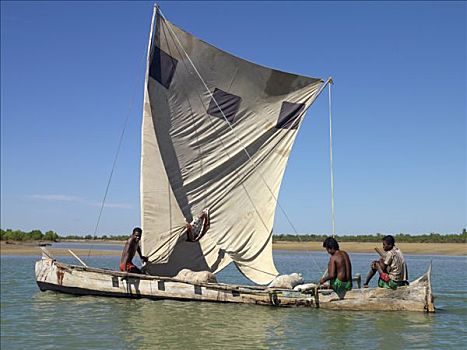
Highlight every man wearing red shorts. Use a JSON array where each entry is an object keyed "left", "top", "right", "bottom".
[{"left": 119, "top": 227, "right": 148, "bottom": 273}]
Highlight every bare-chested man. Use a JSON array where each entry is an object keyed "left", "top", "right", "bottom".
[
  {"left": 319, "top": 237, "right": 352, "bottom": 297},
  {"left": 119, "top": 227, "right": 148, "bottom": 273}
]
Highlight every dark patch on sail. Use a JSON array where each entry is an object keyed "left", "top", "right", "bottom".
[
  {"left": 149, "top": 46, "right": 178, "bottom": 89},
  {"left": 265, "top": 70, "right": 321, "bottom": 96},
  {"left": 207, "top": 88, "right": 242, "bottom": 123},
  {"left": 276, "top": 101, "right": 305, "bottom": 130},
  {"left": 265, "top": 70, "right": 302, "bottom": 96}
]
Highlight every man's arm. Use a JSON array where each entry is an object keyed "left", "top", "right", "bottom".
[
  {"left": 120, "top": 241, "right": 130, "bottom": 265},
  {"left": 379, "top": 250, "right": 393, "bottom": 272},
  {"left": 320, "top": 257, "right": 336, "bottom": 284},
  {"left": 383, "top": 250, "right": 393, "bottom": 266},
  {"left": 137, "top": 245, "right": 148, "bottom": 263},
  {"left": 344, "top": 252, "right": 352, "bottom": 281}
]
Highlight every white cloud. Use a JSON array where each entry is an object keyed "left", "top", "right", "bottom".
[
  {"left": 28, "top": 194, "right": 132, "bottom": 209},
  {"left": 30, "top": 194, "right": 81, "bottom": 202}
]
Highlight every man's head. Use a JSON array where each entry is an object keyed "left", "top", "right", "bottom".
[
  {"left": 132, "top": 227, "right": 142, "bottom": 240},
  {"left": 382, "top": 235, "right": 395, "bottom": 251},
  {"left": 323, "top": 237, "right": 339, "bottom": 255}
]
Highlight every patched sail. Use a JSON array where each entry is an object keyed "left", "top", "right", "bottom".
[{"left": 141, "top": 8, "right": 324, "bottom": 284}]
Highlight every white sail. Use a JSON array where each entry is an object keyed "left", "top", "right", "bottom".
[{"left": 141, "top": 9, "right": 323, "bottom": 284}]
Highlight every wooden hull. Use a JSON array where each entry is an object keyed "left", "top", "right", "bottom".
[{"left": 35, "top": 255, "right": 435, "bottom": 312}]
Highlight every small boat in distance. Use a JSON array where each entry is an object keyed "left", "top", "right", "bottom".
[{"left": 35, "top": 5, "right": 435, "bottom": 312}]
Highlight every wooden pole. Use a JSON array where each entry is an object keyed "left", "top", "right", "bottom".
[
  {"left": 374, "top": 247, "right": 384, "bottom": 257},
  {"left": 68, "top": 249, "right": 88, "bottom": 267}
]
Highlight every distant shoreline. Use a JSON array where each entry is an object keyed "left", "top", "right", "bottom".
[
  {"left": 272, "top": 241, "right": 466, "bottom": 256},
  {"left": 1, "top": 241, "right": 465, "bottom": 256}
]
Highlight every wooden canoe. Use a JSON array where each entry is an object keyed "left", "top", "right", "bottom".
[{"left": 35, "top": 251, "right": 435, "bottom": 312}]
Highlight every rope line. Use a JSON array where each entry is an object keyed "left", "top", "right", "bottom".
[
  {"left": 159, "top": 13, "right": 273, "bottom": 242},
  {"left": 156, "top": 7, "right": 328, "bottom": 238},
  {"left": 153, "top": 4, "right": 332, "bottom": 276},
  {"left": 157, "top": 9, "right": 279, "bottom": 238},
  {"left": 328, "top": 82, "right": 336, "bottom": 238},
  {"left": 86, "top": 33, "right": 149, "bottom": 259},
  {"left": 160, "top": 19, "right": 208, "bottom": 215}
]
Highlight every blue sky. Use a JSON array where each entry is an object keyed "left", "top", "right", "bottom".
[{"left": 1, "top": 1, "right": 465, "bottom": 236}]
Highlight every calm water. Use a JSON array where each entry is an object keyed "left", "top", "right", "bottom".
[{"left": 1, "top": 250, "right": 466, "bottom": 349}]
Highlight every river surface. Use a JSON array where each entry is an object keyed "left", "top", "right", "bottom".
[{"left": 1, "top": 248, "right": 466, "bottom": 349}]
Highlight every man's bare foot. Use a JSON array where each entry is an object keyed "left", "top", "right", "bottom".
[{"left": 363, "top": 284, "right": 369, "bottom": 288}]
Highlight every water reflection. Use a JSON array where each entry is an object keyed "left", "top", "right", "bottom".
[
  {"left": 119, "top": 300, "right": 280, "bottom": 349},
  {"left": 371, "top": 311, "right": 435, "bottom": 348},
  {"left": 1, "top": 253, "right": 467, "bottom": 349}
]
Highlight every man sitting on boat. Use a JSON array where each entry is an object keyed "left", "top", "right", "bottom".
[
  {"left": 185, "top": 208, "right": 210, "bottom": 242},
  {"left": 119, "top": 227, "right": 148, "bottom": 273},
  {"left": 319, "top": 237, "right": 353, "bottom": 298},
  {"left": 363, "top": 235, "right": 408, "bottom": 289}
]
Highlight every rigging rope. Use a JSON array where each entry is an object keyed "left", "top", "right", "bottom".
[
  {"left": 157, "top": 8, "right": 287, "bottom": 230},
  {"left": 86, "top": 40, "right": 149, "bottom": 259},
  {"left": 159, "top": 12, "right": 275, "bottom": 277},
  {"left": 328, "top": 82, "right": 336, "bottom": 238},
  {"left": 159, "top": 19, "right": 208, "bottom": 219},
  {"left": 154, "top": 4, "right": 331, "bottom": 275},
  {"left": 156, "top": 6, "right": 329, "bottom": 236}
]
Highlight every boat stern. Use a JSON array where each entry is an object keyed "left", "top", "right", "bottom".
[{"left": 35, "top": 248, "right": 56, "bottom": 291}]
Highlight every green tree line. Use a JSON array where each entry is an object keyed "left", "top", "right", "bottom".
[
  {"left": 0, "top": 229, "right": 128, "bottom": 241},
  {"left": 65, "top": 234, "right": 129, "bottom": 241},
  {"left": 1, "top": 229, "right": 59, "bottom": 241},
  {"left": 1, "top": 228, "right": 466, "bottom": 243},
  {"left": 272, "top": 230, "right": 466, "bottom": 243}
]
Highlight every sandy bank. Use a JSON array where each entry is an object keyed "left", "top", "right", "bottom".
[
  {"left": 0, "top": 242, "right": 120, "bottom": 256},
  {"left": 273, "top": 241, "right": 466, "bottom": 256},
  {"left": 1, "top": 241, "right": 465, "bottom": 257}
]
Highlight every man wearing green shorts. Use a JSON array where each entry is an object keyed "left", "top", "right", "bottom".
[
  {"left": 330, "top": 277, "right": 353, "bottom": 294},
  {"left": 319, "top": 237, "right": 353, "bottom": 299},
  {"left": 364, "top": 235, "right": 408, "bottom": 290}
]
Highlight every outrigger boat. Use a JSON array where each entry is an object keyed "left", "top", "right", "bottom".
[
  {"left": 35, "top": 5, "right": 435, "bottom": 312},
  {"left": 36, "top": 249, "right": 434, "bottom": 312}
]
